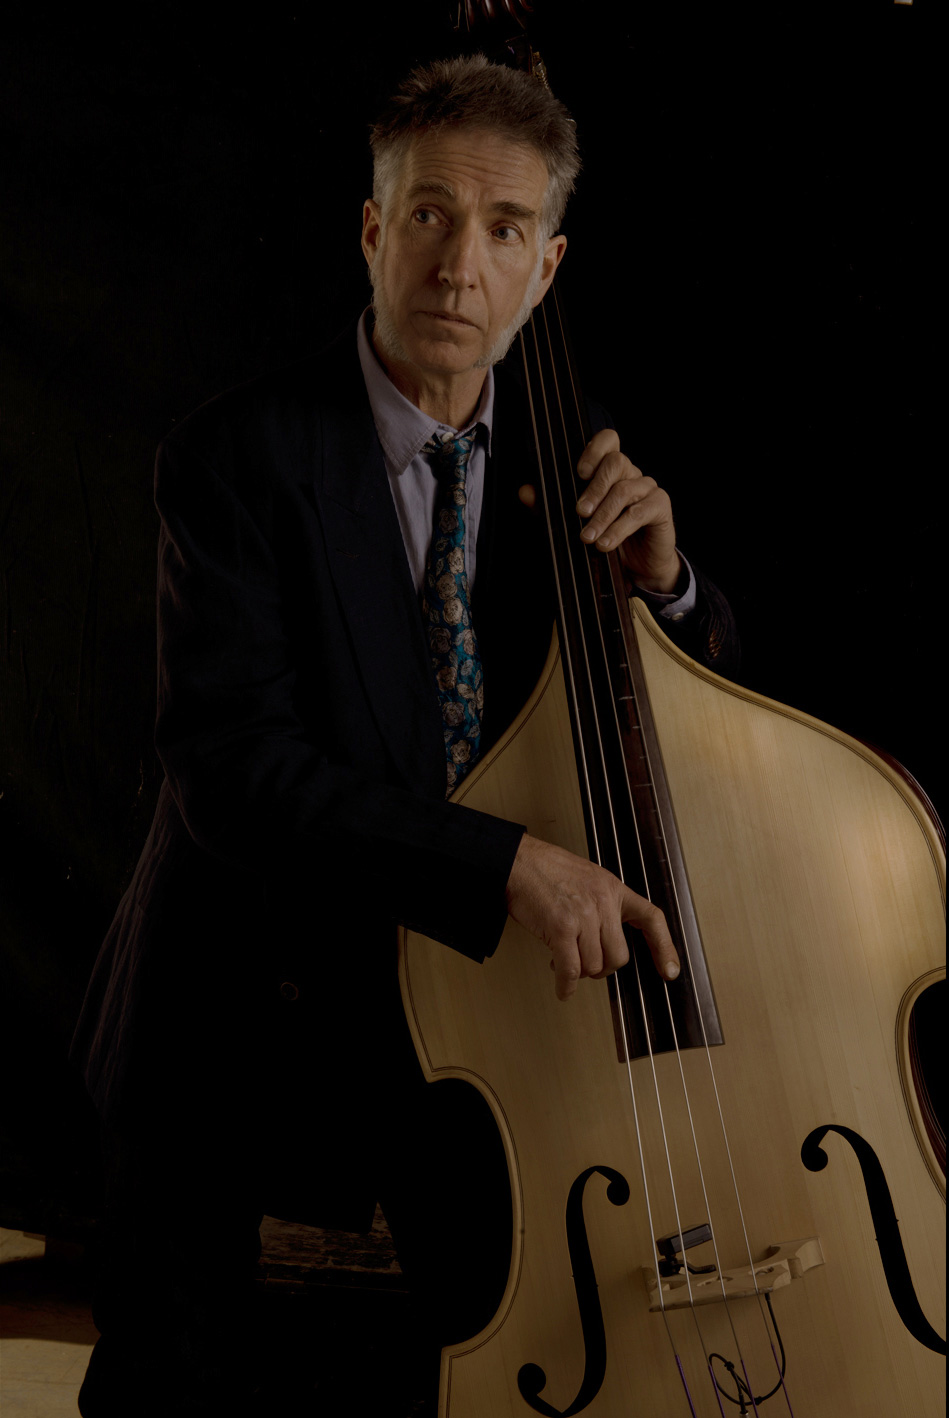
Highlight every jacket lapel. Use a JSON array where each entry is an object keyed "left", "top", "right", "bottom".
[
  {"left": 310, "top": 332, "right": 446, "bottom": 799},
  {"left": 473, "top": 364, "right": 559, "bottom": 752}
]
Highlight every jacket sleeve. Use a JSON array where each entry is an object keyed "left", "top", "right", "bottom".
[
  {"left": 152, "top": 432, "right": 524, "bottom": 962},
  {"left": 634, "top": 562, "right": 741, "bottom": 681}
]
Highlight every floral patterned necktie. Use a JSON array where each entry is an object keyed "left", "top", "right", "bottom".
[{"left": 421, "top": 432, "right": 483, "bottom": 796}]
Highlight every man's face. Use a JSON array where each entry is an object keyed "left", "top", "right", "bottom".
[{"left": 361, "top": 127, "right": 566, "bottom": 383}]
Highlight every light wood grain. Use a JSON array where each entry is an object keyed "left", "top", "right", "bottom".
[{"left": 400, "top": 609, "right": 945, "bottom": 1417}]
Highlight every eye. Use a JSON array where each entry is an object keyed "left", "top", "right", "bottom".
[
  {"left": 414, "top": 208, "right": 438, "bottom": 225},
  {"left": 494, "top": 225, "right": 518, "bottom": 242}
]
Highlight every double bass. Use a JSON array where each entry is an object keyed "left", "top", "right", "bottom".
[{"left": 400, "top": 9, "right": 945, "bottom": 1414}]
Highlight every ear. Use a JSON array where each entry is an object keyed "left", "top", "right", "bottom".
[
  {"left": 361, "top": 199, "right": 383, "bottom": 267},
  {"left": 532, "top": 234, "right": 568, "bottom": 308}
]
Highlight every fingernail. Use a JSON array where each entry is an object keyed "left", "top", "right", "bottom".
[
  {"left": 665, "top": 962, "right": 680, "bottom": 980},
  {"left": 581, "top": 526, "right": 596, "bottom": 541},
  {"left": 577, "top": 498, "right": 593, "bottom": 514}
]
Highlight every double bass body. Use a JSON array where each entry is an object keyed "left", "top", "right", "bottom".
[{"left": 399, "top": 602, "right": 945, "bottom": 1416}]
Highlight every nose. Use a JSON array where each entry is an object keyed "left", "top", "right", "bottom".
[{"left": 437, "top": 222, "right": 478, "bottom": 290}]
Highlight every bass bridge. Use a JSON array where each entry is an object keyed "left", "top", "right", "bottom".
[{"left": 643, "top": 1236, "right": 825, "bottom": 1311}]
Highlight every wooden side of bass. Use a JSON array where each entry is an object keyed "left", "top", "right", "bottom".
[{"left": 399, "top": 599, "right": 945, "bottom": 1418}]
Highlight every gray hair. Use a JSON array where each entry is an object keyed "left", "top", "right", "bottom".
[{"left": 369, "top": 55, "right": 581, "bottom": 239}]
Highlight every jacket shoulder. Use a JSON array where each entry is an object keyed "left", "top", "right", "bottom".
[{"left": 156, "top": 322, "right": 367, "bottom": 473}]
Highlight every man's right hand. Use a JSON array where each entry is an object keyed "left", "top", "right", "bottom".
[{"left": 504, "top": 833, "right": 680, "bottom": 1001}]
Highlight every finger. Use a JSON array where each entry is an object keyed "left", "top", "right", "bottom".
[
  {"left": 621, "top": 890, "right": 680, "bottom": 981},
  {"left": 592, "top": 914, "right": 630, "bottom": 978},
  {"left": 576, "top": 428, "right": 620, "bottom": 480},
  {"left": 549, "top": 937, "right": 583, "bottom": 1001},
  {"left": 577, "top": 454, "right": 644, "bottom": 520},
  {"left": 584, "top": 501, "right": 662, "bottom": 552},
  {"left": 581, "top": 482, "right": 659, "bottom": 547},
  {"left": 518, "top": 483, "right": 538, "bottom": 510},
  {"left": 575, "top": 915, "right": 605, "bottom": 981}
]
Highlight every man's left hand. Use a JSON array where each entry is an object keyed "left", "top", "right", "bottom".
[{"left": 575, "top": 429, "right": 681, "bottom": 593}]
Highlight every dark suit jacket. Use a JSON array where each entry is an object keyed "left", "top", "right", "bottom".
[{"left": 71, "top": 322, "right": 738, "bottom": 1224}]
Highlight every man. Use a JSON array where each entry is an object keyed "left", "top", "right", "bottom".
[{"left": 73, "top": 55, "right": 738, "bottom": 1415}]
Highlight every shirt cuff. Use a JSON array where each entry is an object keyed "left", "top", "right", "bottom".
[{"left": 630, "top": 552, "right": 696, "bottom": 623}]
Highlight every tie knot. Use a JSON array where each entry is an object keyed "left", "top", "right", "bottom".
[{"left": 424, "top": 432, "right": 475, "bottom": 483}]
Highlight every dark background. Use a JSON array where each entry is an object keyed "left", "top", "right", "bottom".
[{"left": 0, "top": 0, "right": 939, "bottom": 1236}]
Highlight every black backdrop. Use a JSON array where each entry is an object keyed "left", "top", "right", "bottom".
[{"left": 0, "top": 1, "right": 939, "bottom": 1235}]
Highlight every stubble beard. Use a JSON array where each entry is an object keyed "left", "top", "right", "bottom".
[
  {"left": 368, "top": 249, "right": 411, "bottom": 364},
  {"left": 368, "top": 237, "right": 547, "bottom": 371}
]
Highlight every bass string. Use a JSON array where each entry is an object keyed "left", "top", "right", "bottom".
[
  {"left": 513, "top": 331, "right": 605, "bottom": 871},
  {"left": 594, "top": 541, "right": 778, "bottom": 1390},
  {"left": 521, "top": 286, "right": 790, "bottom": 1413},
  {"left": 517, "top": 302, "right": 716, "bottom": 1402},
  {"left": 545, "top": 284, "right": 796, "bottom": 1416},
  {"left": 521, "top": 296, "right": 728, "bottom": 1408},
  {"left": 509, "top": 333, "right": 694, "bottom": 1403},
  {"left": 549, "top": 288, "right": 798, "bottom": 1417},
  {"left": 542, "top": 288, "right": 792, "bottom": 1415},
  {"left": 590, "top": 605, "right": 793, "bottom": 1409}
]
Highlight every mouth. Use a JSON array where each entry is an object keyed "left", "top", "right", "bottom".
[{"left": 420, "top": 311, "right": 476, "bottom": 328}]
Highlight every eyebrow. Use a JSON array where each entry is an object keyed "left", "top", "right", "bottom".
[{"left": 405, "top": 180, "right": 538, "bottom": 222}]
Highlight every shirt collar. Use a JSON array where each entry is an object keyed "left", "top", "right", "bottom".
[{"left": 356, "top": 307, "right": 494, "bottom": 475}]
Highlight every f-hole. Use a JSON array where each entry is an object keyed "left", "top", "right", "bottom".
[{"left": 897, "top": 970, "right": 946, "bottom": 1192}]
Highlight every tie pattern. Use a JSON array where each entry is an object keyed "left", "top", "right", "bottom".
[{"left": 422, "top": 432, "right": 483, "bottom": 795}]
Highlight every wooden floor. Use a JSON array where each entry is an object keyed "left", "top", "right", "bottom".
[
  {"left": 0, "top": 1217, "right": 434, "bottom": 1415},
  {"left": 0, "top": 1228, "right": 96, "bottom": 1416}
]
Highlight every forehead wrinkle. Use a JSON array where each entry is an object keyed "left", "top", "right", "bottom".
[
  {"left": 404, "top": 180, "right": 538, "bottom": 223},
  {"left": 406, "top": 179, "right": 456, "bottom": 202}
]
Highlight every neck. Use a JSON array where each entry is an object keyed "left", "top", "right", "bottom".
[{"left": 371, "top": 329, "right": 486, "bottom": 429}]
